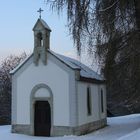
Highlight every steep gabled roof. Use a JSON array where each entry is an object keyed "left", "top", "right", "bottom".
[
  {"left": 49, "top": 50, "right": 104, "bottom": 82},
  {"left": 33, "top": 18, "right": 51, "bottom": 31},
  {"left": 10, "top": 50, "right": 105, "bottom": 83}
]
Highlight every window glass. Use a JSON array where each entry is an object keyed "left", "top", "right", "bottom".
[
  {"left": 101, "top": 89, "right": 104, "bottom": 113},
  {"left": 87, "top": 86, "right": 92, "bottom": 115}
]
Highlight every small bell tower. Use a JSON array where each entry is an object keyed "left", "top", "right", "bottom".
[{"left": 33, "top": 8, "right": 51, "bottom": 65}]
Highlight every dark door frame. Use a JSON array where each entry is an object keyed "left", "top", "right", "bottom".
[{"left": 34, "top": 100, "right": 51, "bottom": 136}]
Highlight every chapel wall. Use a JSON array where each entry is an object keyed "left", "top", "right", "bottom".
[
  {"left": 13, "top": 55, "right": 71, "bottom": 127},
  {"left": 77, "top": 81, "right": 106, "bottom": 126}
]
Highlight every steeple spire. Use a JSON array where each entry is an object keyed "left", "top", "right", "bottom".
[{"left": 33, "top": 18, "right": 51, "bottom": 66}]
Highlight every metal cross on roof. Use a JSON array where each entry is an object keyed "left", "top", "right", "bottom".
[{"left": 37, "top": 8, "right": 44, "bottom": 19}]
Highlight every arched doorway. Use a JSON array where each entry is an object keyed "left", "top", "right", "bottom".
[
  {"left": 34, "top": 101, "right": 51, "bottom": 136},
  {"left": 30, "top": 83, "right": 53, "bottom": 136}
]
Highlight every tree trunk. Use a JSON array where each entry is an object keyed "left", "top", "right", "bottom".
[{"left": 134, "top": 0, "right": 140, "bottom": 30}]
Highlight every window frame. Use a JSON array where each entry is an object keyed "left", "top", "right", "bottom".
[
  {"left": 87, "top": 86, "right": 92, "bottom": 116},
  {"left": 101, "top": 88, "right": 104, "bottom": 113}
]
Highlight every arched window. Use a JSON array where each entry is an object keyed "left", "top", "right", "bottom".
[
  {"left": 101, "top": 89, "right": 104, "bottom": 113},
  {"left": 87, "top": 86, "right": 92, "bottom": 116},
  {"left": 37, "top": 32, "right": 43, "bottom": 47}
]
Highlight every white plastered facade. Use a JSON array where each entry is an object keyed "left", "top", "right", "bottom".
[
  {"left": 12, "top": 53, "right": 77, "bottom": 127},
  {"left": 12, "top": 52, "right": 106, "bottom": 129},
  {"left": 77, "top": 82, "right": 106, "bottom": 126}
]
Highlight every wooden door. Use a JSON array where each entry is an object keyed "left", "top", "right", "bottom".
[{"left": 34, "top": 101, "right": 51, "bottom": 136}]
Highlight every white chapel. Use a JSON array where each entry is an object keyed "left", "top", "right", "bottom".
[{"left": 10, "top": 18, "right": 107, "bottom": 136}]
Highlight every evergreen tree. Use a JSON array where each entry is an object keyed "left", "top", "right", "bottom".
[{"left": 46, "top": 0, "right": 140, "bottom": 115}]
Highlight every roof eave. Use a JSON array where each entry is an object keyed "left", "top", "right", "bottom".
[
  {"left": 10, "top": 54, "right": 33, "bottom": 75},
  {"left": 79, "top": 76, "right": 106, "bottom": 84},
  {"left": 48, "top": 50, "right": 81, "bottom": 71}
]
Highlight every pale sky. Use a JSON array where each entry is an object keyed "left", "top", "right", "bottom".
[
  {"left": 0, "top": 0, "right": 99, "bottom": 72},
  {"left": 0, "top": 0, "right": 77, "bottom": 61}
]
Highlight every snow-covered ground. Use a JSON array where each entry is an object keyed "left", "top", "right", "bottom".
[{"left": 1, "top": 114, "right": 140, "bottom": 140}]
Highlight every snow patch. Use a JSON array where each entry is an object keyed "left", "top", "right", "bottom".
[{"left": 1, "top": 114, "right": 140, "bottom": 140}]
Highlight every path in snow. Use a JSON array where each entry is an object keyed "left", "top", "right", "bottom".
[{"left": 0, "top": 114, "right": 140, "bottom": 140}]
